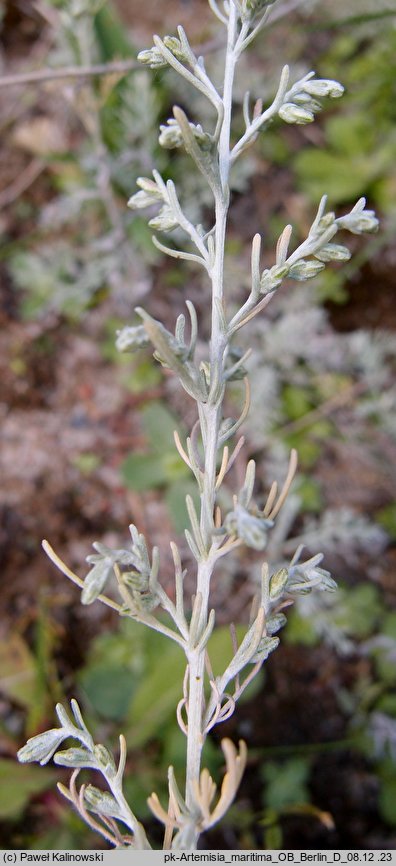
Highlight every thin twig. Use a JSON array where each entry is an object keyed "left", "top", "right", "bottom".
[
  {"left": 0, "top": 59, "right": 140, "bottom": 89},
  {"left": 0, "top": 158, "right": 45, "bottom": 210}
]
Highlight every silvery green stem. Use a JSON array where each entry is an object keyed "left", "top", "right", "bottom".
[
  {"left": 184, "top": 3, "right": 239, "bottom": 819},
  {"left": 106, "top": 776, "right": 149, "bottom": 848}
]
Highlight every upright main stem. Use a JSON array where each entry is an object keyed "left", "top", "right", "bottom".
[{"left": 184, "top": 4, "right": 239, "bottom": 828}]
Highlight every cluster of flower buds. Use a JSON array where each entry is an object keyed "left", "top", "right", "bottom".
[
  {"left": 80, "top": 525, "right": 159, "bottom": 611},
  {"left": 128, "top": 175, "right": 178, "bottom": 233},
  {"left": 265, "top": 611, "right": 287, "bottom": 635},
  {"left": 159, "top": 118, "right": 212, "bottom": 151},
  {"left": 259, "top": 197, "right": 378, "bottom": 296},
  {"left": 336, "top": 197, "right": 379, "bottom": 235},
  {"left": 279, "top": 75, "right": 344, "bottom": 125},
  {"left": 127, "top": 175, "right": 164, "bottom": 210},
  {"left": 82, "top": 542, "right": 136, "bottom": 605},
  {"left": 233, "top": 0, "right": 278, "bottom": 25},
  {"left": 224, "top": 504, "right": 274, "bottom": 551},
  {"left": 286, "top": 552, "right": 338, "bottom": 595},
  {"left": 137, "top": 46, "right": 168, "bottom": 69},
  {"left": 138, "top": 33, "right": 191, "bottom": 69},
  {"left": 260, "top": 263, "right": 289, "bottom": 294},
  {"left": 17, "top": 700, "right": 94, "bottom": 767}
]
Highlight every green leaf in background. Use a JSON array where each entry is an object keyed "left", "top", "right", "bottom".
[
  {"left": 0, "top": 760, "right": 55, "bottom": 820},
  {"left": 123, "top": 359, "right": 162, "bottom": 393},
  {"left": 79, "top": 664, "right": 137, "bottom": 721},
  {"left": 0, "top": 634, "right": 38, "bottom": 710},
  {"left": 333, "top": 584, "right": 383, "bottom": 640},
  {"left": 94, "top": 2, "right": 135, "bottom": 60},
  {"left": 379, "top": 777, "right": 396, "bottom": 827},
  {"left": 261, "top": 757, "right": 311, "bottom": 811},
  {"left": 141, "top": 401, "right": 184, "bottom": 453},
  {"left": 121, "top": 452, "right": 171, "bottom": 491},
  {"left": 77, "top": 622, "right": 146, "bottom": 721},
  {"left": 284, "top": 609, "right": 319, "bottom": 647},
  {"left": 165, "top": 479, "right": 200, "bottom": 533},
  {"left": 372, "top": 612, "right": 396, "bottom": 685},
  {"left": 125, "top": 640, "right": 186, "bottom": 748},
  {"left": 120, "top": 401, "right": 191, "bottom": 530},
  {"left": 376, "top": 502, "right": 396, "bottom": 541},
  {"left": 282, "top": 385, "right": 314, "bottom": 421},
  {"left": 295, "top": 149, "right": 375, "bottom": 204},
  {"left": 377, "top": 759, "right": 396, "bottom": 827},
  {"left": 296, "top": 477, "right": 323, "bottom": 513}
]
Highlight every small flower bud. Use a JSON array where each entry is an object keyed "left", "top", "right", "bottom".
[
  {"left": 159, "top": 120, "right": 183, "bottom": 149},
  {"left": 159, "top": 119, "right": 212, "bottom": 151},
  {"left": 84, "top": 786, "right": 122, "bottom": 818},
  {"left": 266, "top": 612, "right": 287, "bottom": 635},
  {"left": 302, "top": 78, "right": 344, "bottom": 99},
  {"left": 292, "top": 92, "right": 322, "bottom": 113},
  {"left": 54, "top": 747, "right": 96, "bottom": 769},
  {"left": 163, "top": 35, "right": 188, "bottom": 63},
  {"left": 127, "top": 190, "right": 155, "bottom": 209},
  {"left": 278, "top": 103, "right": 314, "bottom": 125},
  {"left": 288, "top": 259, "right": 326, "bottom": 281},
  {"left": 94, "top": 744, "right": 116, "bottom": 777},
  {"left": 17, "top": 728, "right": 66, "bottom": 765},
  {"left": 127, "top": 177, "right": 163, "bottom": 210},
  {"left": 148, "top": 205, "right": 179, "bottom": 232},
  {"left": 225, "top": 505, "right": 273, "bottom": 551},
  {"left": 239, "top": 0, "right": 277, "bottom": 23},
  {"left": 137, "top": 47, "right": 167, "bottom": 69},
  {"left": 251, "top": 635, "right": 280, "bottom": 664},
  {"left": 315, "top": 243, "right": 351, "bottom": 263},
  {"left": 260, "top": 264, "right": 289, "bottom": 294},
  {"left": 287, "top": 553, "right": 337, "bottom": 594},
  {"left": 269, "top": 567, "right": 289, "bottom": 600},
  {"left": 318, "top": 212, "right": 336, "bottom": 230},
  {"left": 337, "top": 208, "right": 379, "bottom": 235}
]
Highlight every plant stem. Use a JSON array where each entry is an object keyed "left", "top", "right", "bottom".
[{"left": 184, "top": 4, "right": 240, "bottom": 827}]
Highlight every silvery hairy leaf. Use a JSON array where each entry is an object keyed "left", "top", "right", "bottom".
[{"left": 116, "top": 325, "right": 150, "bottom": 353}]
